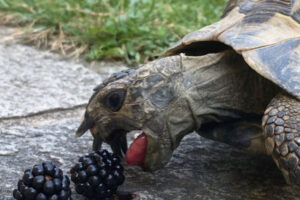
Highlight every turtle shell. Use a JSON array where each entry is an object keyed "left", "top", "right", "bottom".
[{"left": 164, "top": 0, "right": 300, "bottom": 99}]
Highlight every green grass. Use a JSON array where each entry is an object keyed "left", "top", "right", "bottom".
[{"left": 0, "top": 0, "right": 227, "bottom": 65}]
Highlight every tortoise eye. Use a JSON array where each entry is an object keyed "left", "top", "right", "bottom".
[{"left": 103, "top": 89, "right": 126, "bottom": 112}]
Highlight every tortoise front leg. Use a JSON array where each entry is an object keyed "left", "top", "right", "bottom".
[{"left": 263, "top": 93, "right": 300, "bottom": 185}]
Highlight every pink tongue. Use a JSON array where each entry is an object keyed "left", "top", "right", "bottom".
[{"left": 126, "top": 133, "right": 147, "bottom": 166}]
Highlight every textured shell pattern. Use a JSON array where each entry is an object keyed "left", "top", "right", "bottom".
[{"left": 164, "top": 0, "right": 300, "bottom": 100}]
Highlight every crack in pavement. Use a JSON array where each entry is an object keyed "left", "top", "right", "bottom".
[{"left": 0, "top": 104, "right": 86, "bottom": 122}]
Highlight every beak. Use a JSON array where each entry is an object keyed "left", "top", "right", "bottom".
[
  {"left": 76, "top": 112, "right": 95, "bottom": 137},
  {"left": 76, "top": 113, "right": 128, "bottom": 157}
]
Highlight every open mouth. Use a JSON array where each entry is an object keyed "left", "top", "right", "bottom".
[
  {"left": 105, "top": 129, "right": 148, "bottom": 167},
  {"left": 76, "top": 117, "right": 148, "bottom": 168}
]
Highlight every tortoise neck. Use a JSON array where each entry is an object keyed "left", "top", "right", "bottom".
[{"left": 167, "top": 51, "right": 278, "bottom": 148}]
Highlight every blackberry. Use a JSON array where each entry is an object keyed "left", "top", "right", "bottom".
[
  {"left": 71, "top": 150, "right": 125, "bottom": 199},
  {"left": 12, "top": 161, "right": 71, "bottom": 200}
]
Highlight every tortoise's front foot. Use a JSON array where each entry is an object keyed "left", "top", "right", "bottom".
[{"left": 263, "top": 93, "right": 300, "bottom": 185}]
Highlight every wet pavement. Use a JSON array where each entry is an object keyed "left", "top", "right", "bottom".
[{"left": 1, "top": 27, "right": 300, "bottom": 200}]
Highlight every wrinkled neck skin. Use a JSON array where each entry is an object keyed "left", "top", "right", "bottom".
[
  {"left": 164, "top": 50, "right": 279, "bottom": 150},
  {"left": 130, "top": 50, "right": 279, "bottom": 170}
]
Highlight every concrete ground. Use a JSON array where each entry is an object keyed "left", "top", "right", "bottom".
[{"left": 0, "top": 27, "right": 299, "bottom": 200}]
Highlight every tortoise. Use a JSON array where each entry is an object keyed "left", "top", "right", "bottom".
[{"left": 76, "top": 0, "right": 300, "bottom": 185}]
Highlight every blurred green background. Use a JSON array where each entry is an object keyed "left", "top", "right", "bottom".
[{"left": 0, "top": 0, "right": 227, "bottom": 65}]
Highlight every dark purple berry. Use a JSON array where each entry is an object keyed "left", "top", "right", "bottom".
[
  {"left": 12, "top": 189, "right": 23, "bottom": 200},
  {"left": 18, "top": 183, "right": 27, "bottom": 194},
  {"left": 82, "top": 157, "right": 94, "bottom": 167},
  {"left": 35, "top": 193, "right": 47, "bottom": 200},
  {"left": 99, "top": 168, "right": 108, "bottom": 178},
  {"left": 53, "top": 167, "right": 63, "bottom": 178},
  {"left": 78, "top": 170, "right": 87, "bottom": 183},
  {"left": 71, "top": 172, "right": 79, "bottom": 183},
  {"left": 89, "top": 152, "right": 99, "bottom": 158},
  {"left": 95, "top": 183, "right": 106, "bottom": 198},
  {"left": 22, "top": 170, "right": 34, "bottom": 186},
  {"left": 71, "top": 150, "right": 125, "bottom": 199},
  {"left": 79, "top": 155, "right": 89, "bottom": 162},
  {"left": 48, "top": 194, "right": 59, "bottom": 200},
  {"left": 74, "top": 162, "right": 84, "bottom": 171},
  {"left": 61, "top": 175, "right": 70, "bottom": 190},
  {"left": 105, "top": 188, "right": 113, "bottom": 198},
  {"left": 43, "top": 180, "right": 55, "bottom": 195},
  {"left": 113, "top": 170, "right": 125, "bottom": 185},
  {"left": 86, "top": 165, "right": 98, "bottom": 176},
  {"left": 75, "top": 183, "right": 85, "bottom": 194},
  {"left": 88, "top": 176, "right": 100, "bottom": 186},
  {"left": 17, "top": 180, "right": 24, "bottom": 191},
  {"left": 13, "top": 162, "right": 71, "bottom": 200},
  {"left": 32, "top": 164, "right": 44, "bottom": 176},
  {"left": 43, "top": 162, "right": 55, "bottom": 176},
  {"left": 105, "top": 174, "right": 117, "bottom": 187},
  {"left": 32, "top": 175, "right": 45, "bottom": 190},
  {"left": 100, "top": 149, "right": 110, "bottom": 158},
  {"left": 53, "top": 178, "right": 62, "bottom": 192},
  {"left": 24, "top": 187, "right": 37, "bottom": 199},
  {"left": 59, "top": 190, "right": 69, "bottom": 200},
  {"left": 105, "top": 159, "right": 113, "bottom": 168},
  {"left": 112, "top": 155, "right": 120, "bottom": 164},
  {"left": 82, "top": 182, "right": 93, "bottom": 197}
]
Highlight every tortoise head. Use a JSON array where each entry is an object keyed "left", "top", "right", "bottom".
[{"left": 76, "top": 56, "right": 184, "bottom": 171}]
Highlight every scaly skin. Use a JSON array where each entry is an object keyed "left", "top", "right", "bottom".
[{"left": 263, "top": 93, "right": 300, "bottom": 185}]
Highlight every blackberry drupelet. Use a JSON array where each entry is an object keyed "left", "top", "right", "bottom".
[
  {"left": 12, "top": 161, "right": 71, "bottom": 200},
  {"left": 71, "top": 150, "right": 125, "bottom": 199}
]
